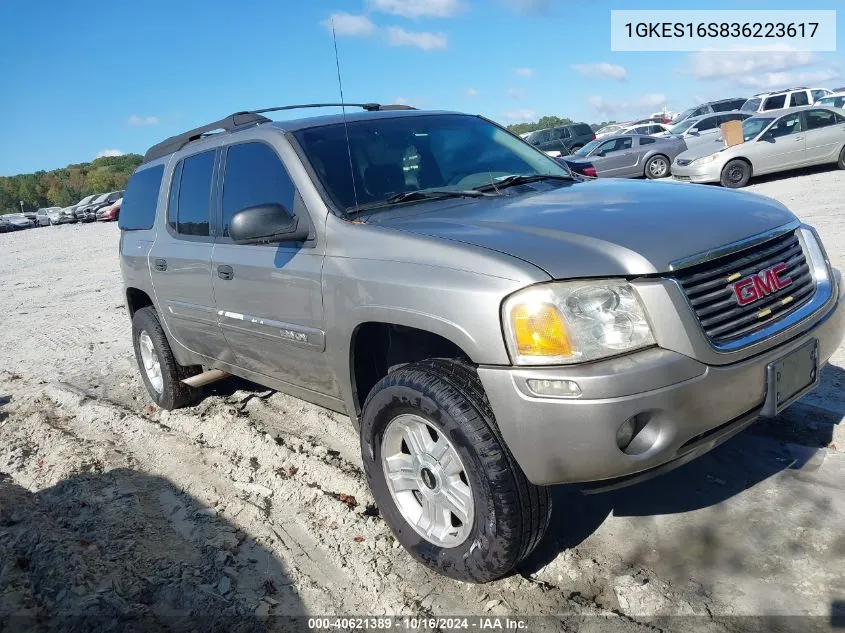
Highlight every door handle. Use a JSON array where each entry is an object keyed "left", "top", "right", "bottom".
[
  {"left": 153, "top": 258, "right": 167, "bottom": 272},
  {"left": 217, "top": 265, "right": 234, "bottom": 281}
]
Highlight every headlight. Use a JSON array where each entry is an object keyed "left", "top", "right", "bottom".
[
  {"left": 502, "top": 280, "right": 655, "bottom": 365},
  {"left": 692, "top": 154, "right": 718, "bottom": 166}
]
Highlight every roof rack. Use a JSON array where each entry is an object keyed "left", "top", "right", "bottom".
[{"left": 142, "top": 103, "right": 416, "bottom": 164}]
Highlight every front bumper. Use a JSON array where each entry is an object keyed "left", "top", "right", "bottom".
[
  {"left": 671, "top": 160, "right": 722, "bottom": 183},
  {"left": 478, "top": 273, "right": 844, "bottom": 486}
]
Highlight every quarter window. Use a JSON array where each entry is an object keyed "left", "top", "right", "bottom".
[
  {"left": 118, "top": 165, "right": 164, "bottom": 231},
  {"left": 789, "top": 91, "right": 809, "bottom": 107},
  {"left": 811, "top": 89, "right": 830, "bottom": 103},
  {"left": 169, "top": 149, "right": 215, "bottom": 237},
  {"left": 639, "top": 137, "right": 656, "bottom": 145},
  {"left": 222, "top": 142, "right": 296, "bottom": 238}
]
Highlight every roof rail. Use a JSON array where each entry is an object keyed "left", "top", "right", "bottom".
[
  {"left": 142, "top": 103, "right": 416, "bottom": 164},
  {"left": 251, "top": 102, "right": 416, "bottom": 114},
  {"left": 143, "top": 111, "right": 270, "bottom": 163}
]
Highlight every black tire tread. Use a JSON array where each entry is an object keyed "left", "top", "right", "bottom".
[{"left": 362, "top": 358, "right": 550, "bottom": 580}]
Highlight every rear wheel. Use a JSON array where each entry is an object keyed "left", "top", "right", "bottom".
[
  {"left": 360, "top": 359, "right": 551, "bottom": 582},
  {"left": 645, "top": 154, "right": 670, "bottom": 179},
  {"left": 131, "top": 306, "right": 200, "bottom": 410},
  {"left": 720, "top": 159, "right": 751, "bottom": 188}
]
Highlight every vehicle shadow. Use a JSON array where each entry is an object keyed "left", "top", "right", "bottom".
[
  {"left": 749, "top": 162, "right": 840, "bottom": 186},
  {"left": 0, "top": 468, "right": 303, "bottom": 633},
  {"left": 521, "top": 363, "right": 844, "bottom": 576}
]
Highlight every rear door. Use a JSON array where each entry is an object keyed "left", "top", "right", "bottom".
[
  {"left": 148, "top": 147, "right": 232, "bottom": 361},
  {"left": 211, "top": 140, "right": 332, "bottom": 395},
  {"left": 803, "top": 108, "right": 845, "bottom": 163}
]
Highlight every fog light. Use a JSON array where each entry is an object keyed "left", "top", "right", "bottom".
[
  {"left": 616, "top": 413, "right": 654, "bottom": 454},
  {"left": 526, "top": 378, "right": 581, "bottom": 398}
]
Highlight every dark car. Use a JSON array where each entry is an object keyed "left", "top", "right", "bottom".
[
  {"left": 673, "top": 97, "right": 748, "bottom": 124},
  {"left": 557, "top": 156, "right": 596, "bottom": 178},
  {"left": 524, "top": 123, "right": 596, "bottom": 155}
]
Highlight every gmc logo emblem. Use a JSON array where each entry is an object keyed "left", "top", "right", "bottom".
[{"left": 732, "top": 263, "right": 792, "bottom": 306}]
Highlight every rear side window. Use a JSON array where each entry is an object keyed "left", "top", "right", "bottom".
[
  {"left": 574, "top": 124, "right": 593, "bottom": 136},
  {"left": 789, "top": 91, "right": 809, "bottom": 107},
  {"left": 805, "top": 109, "right": 837, "bottom": 129},
  {"left": 222, "top": 142, "right": 296, "bottom": 238},
  {"left": 639, "top": 137, "right": 656, "bottom": 145},
  {"left": 696, "top": 117, "right": 719, "bottom": 131},
  {"left": 763, "top": 94, "right": 786, "bottom": 110},
  {"left": 169, "top": 149, "right": 215, "bottom": 237},
  {"left": 118, "top": 165, "right": 164, "bottom": 231},
  {"left": 811, "top": 89, "right": 829, "bottom": 102}
]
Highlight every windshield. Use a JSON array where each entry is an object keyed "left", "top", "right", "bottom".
[
  {"left": 573, "top": 139, "right": 602, "bottom": 156},
  {"left": 817, "top": 95, "right": 845, "bottom": 108},
  {"left": 596, "top": 125, "right": 622, "bottom": 136},
  {"left": 741, "top": 98, "right": 761, "bottom": 112},
  {"left": 669, "top": 118, "right": 700, "bottom": 135},
  {"left": 294, "top": 114, "right": 570, "bottom": 214},
  {"left": 674, "top": 108, "right": 695, "bottom": 122},
  {"left": 742, "top": 117, "right": 775, "bottom": 142}
]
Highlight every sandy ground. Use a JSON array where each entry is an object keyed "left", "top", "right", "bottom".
[{"left": 1, "top": 166, "right": 844, "bottom": 632}]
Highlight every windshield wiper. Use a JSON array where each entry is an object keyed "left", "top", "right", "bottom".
[
  {"left": 346, "top": 189, "right": 494, "bottom": 215},
  {"left": 473, "top": 173, "right": 575, "bottom": 192}
]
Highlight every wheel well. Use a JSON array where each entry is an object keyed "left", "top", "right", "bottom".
[
  {"left": 350, "top": 323, "right": 471, "bottom": 415},
  {"left": 125, "top": 287, "right": 153, "bottom": 317},
  {"left": 723, "top": 156, "right": 753, "bottom": 175}
]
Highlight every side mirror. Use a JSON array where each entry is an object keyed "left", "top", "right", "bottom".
[
  {"left": 760, "top": 132, "right": 775, "bottom": 143},
  {"left": 594, "top": 150, "right": 606, "bottom": 157},
  {"left": 229, "top": 203, "right": 309, "bottom": 244},
  {"left": 688, "top": 128, "right": 699, "bottom": 136}
]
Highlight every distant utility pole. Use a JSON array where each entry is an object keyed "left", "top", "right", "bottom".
[{"left": 19, "top": 200, "right": 23, "bottom": 213}]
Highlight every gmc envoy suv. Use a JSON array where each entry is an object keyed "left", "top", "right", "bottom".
[{"left": 119, "top": 104, "right": 844, "bottom": 583}]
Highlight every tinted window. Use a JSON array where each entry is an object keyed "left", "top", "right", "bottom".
[
  {"left": 574, "top": 124, "right": 593, "bottom": 136},
  {"left": 763, "top": 94, "right": 786, "bottom": 111},
  {"left": 222, "top": 142, "right": 296, "bottom": 237},
  {"left": 806, "top": 109, "right": 837, "bottom": 130},
  {"left": 789, "top": 91, "right": 809, "bottom": 107},
  {"left": 741, "top": 98, "right": 761, "bottom": 112},
  {"left": 817, "top": 96, "right": 845, "bottom": 109},
  {"left": 172, "top": 150, "right": 215, "bottom": 236},
  {"left": 769, "top": 113, "right": 803, "bottom": 138},
  {"left": 118, "top": 165, "right": 164, "bottom": 231},
  {"left": 695, "top": 117, "right": 719, "bottom": 132},
  {"left": 812, "top": 89, "right": 829, "bottom": 103},
  {"left": 639, "top": 137, "right": 656, "bottom": 145}
]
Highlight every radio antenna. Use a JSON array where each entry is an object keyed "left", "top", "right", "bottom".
[{"left": 331, "top": 20, "right": 360, "bottom": 214}]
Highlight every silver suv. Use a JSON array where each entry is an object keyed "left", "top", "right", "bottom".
[{"left": 119, "top": 104, "right": 845, "bottom": 583}]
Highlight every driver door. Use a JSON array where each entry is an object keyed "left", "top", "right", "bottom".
[
  {"left": 755, "top": 113, "right": 807, "bottom": 174},
  {"left": 589, "top": 137, "right": 636, "bottom": 177}
]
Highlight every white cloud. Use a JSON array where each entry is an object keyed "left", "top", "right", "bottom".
[
  {"left": 507, "top": 88, "right": 525, "bottom": 99},
  {"left": 587, "top": 93, "right": 667, "bottom": 117},
  {"left": 323, "top": 12, "right": 376, "bottom": 37},
  {"left": 501, "top": 109, "right": 537, "bottom": 122},
  {"left": 369, "top": 0, "right": 462, "bottom": 18},
  {"left": 393, "top": 96, "right": 409, "bottom": 105},
  {"left": 465, "top": 87, "right": 479, "bottom": 97},
  {"left": 96, "top": 149, "right": 124, "bottom": 158},
  {"left": 732, "top": 69, "right": 840, "bottom": 91},
  {"left": 502, "top": 0, "right": 549, "bottom": 14},
  {"left": 570, "top": 62, "right": 628, "bottom": 82},
  {"left": 127, "top": 115, "right": 159, "bottom": 126},
  {"left": 680, "top": 48, "right": 818, "bottom": 81},
  {"left": 515, "top": 67, "right": 534, "bottom": 78},
  {"left": 387, "top": 27, "right": 447, "bottom": 50}
]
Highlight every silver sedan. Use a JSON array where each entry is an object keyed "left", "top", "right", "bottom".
[
  {"left": 564, "top": 133, "right": 688, "bottom": 179},
  {"left": 671, "top": 106, "right": 845, "bottom": 188}
]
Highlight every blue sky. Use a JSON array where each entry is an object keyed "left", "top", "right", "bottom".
[{"left": 0, "top": 0, "right": 842, "bottom": 175}]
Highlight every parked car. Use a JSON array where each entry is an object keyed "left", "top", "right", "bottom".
[
  {"left": 119, "top": 103, "right": 844, "bottom": 583},
  {"left": 35, "top": 207, "right": 62, "bottom": 226},
  {"left": 78, "top": 192, "right": 120, "bottom": 222},
  {"left": 556, "top": 156, "right": 596, "bottom": 178},
  {"left": 54, "top": 206, "right": 78, "bottom": 224},
  {"left": 596, "top": 122, "right": 671, "bottom": 139},
  {"left": 672, "top": 98, "right": 748, "bottom": 124},
  {"left": 70, "top": 194, "right": 101, "bottom": 221},
  {"left": 565, "top": 133, "right": 687, "bottom": 179},
  {"left": 814, "top": 92, "right": 845, "bottom": 109},
  {"left": 660, "top": 111, "right": 752, "bottom": 149},
  {"left": 524, "top": 123, "right": 596, "bottom": 155},
  {"left": 672, "top": 106, "right": 845, "bottom": 188},
  {"left": 0, "top": 216, "right": 11, "bottom": 233},
  {"left": 740, "top": 87, "right": 833, "bottom": 114},
  {"left": 97, "top": 197, "right": 122, "bottom": 221},
  {"left": 3, "top": 213, "right": 35, "bottom": 230}
]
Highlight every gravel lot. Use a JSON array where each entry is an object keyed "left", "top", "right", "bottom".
[{"left": 1, "top": 166, "right": 843, "bottom": 632}]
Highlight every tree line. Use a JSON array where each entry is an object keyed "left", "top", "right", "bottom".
[
  {"left": 505, "top": 115, "right": 617, "bottom": 136},
  {"left": 0, "top": 154, "right": 143, "bottom": 215}
]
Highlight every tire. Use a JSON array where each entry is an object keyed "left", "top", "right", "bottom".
[
  {"left": 360, "top": 359, "right": 551, "bottom": 582},
  {"left": 131, "top": 306, "right": 200, "bottom": 410},
  {"left": 645, "top": 154, "right": 670, "bottom": 179},
  {"left": 720, "top": 159, "right": 751, "bottom": 188},
  {"left": 838, "top": 146, "right": 845, "bottom": 170}
]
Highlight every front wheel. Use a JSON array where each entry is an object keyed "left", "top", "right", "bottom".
[
  {"left": 837, "top": 146, "right": 845, "bottom": 170},
  {"left": 645, "top": 154, "right": 670, "bottom": 179},
  {"left": 131, "top": 307, "right": 200, "bottom": 410},
  {"left": 360, "top": 359, "right": 551, "bottom": 582},
  {"left": 720, "top": 159, "right": 751, "bottom": 188}
]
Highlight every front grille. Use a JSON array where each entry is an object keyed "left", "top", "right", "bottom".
[{"left": 672, "top": 230, "right": 815, "bottom": 345}]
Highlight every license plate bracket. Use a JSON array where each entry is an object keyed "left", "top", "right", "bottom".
[{"left": 761, "top": 339, "right": 819, "bottom": 417}]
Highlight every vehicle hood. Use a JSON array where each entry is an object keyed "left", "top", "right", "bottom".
[
  {"left": 373, "top": 179, "right": 797, "bottom": 278},
  {"left": 676, "top": 141, "right": 733, "bottom": 162}
]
